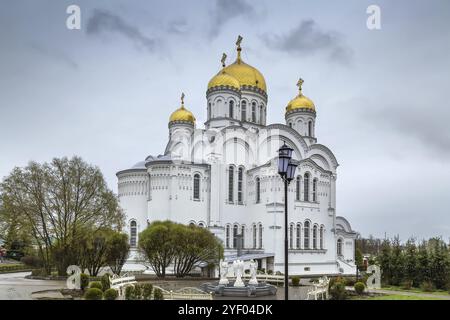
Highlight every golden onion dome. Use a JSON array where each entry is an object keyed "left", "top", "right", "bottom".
[
  {"left": 207, "top": 36, "right": 267, "bottom": 93},
  {"left": 169, "top": 93, "right": 196, "bottom": 124},
  {"left": 208, "top": 71, "right": 240, "bottom": 91},
  {"left": 286, "top": 78, "right": 315, "bottom": 113}
]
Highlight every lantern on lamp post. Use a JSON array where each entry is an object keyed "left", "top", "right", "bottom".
[{"left": 277, "top": 142, "right": 297, "bottom": 300}]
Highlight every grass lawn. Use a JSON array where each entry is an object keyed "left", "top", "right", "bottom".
[
  {"left": 381, "top": 285, "right": 450, "bottom": 296},
  {"left": 359, "top": 294, "right": 446, "bottom": 300}
]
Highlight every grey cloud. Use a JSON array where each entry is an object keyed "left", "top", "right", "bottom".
[
  {"left": 209, "top": 0, "right": 255, "bottom": 38},
  {"left": 363, "top": 105, "right": 450, "bottom": 157},
  {"left": 29, "top": 44, "right": 78, "bottom": 69},
  {"left": 86, "top": 9, "right": 156, "bottom": 52},
  {"left": 262, "top": 19, "right": 353, "bottom": 65},
  {"left": 167, "top": 19, "right": 189, "bottom": 34}
]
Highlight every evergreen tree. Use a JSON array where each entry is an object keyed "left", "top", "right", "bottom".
[
  {"left": 403, "top": 238, "right": 418, "bottom": 286},
  {"left": 417, "top": 240, "right": 431, "bottom": 285},
  {"left": 429, "top": 238, "right": 449, "bottom": 290},
  {"left": 377, "top": 239, "right": 392, "bottom": 285},
  {"left": 390, "top": 236, "right": 404, "bottom": 286}
]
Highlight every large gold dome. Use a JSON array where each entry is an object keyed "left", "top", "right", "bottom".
[
  {"left": 286, "top": 79, "right": 315, "bottom": 113},
  {"left": 208, "top": 37, "right": 267, "bottom": 93}
]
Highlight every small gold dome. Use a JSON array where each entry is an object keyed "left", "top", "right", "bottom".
[
  {"left": 286, "top": 78, "right": 315, "bottom": 113},
  {"left": 208, "top": 71, "right": 240, "bottom": 91},
  {"left": 169, "top": 93, "right": 196, "bottom": 124}
]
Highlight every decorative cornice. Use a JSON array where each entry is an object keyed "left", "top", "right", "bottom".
[{"left": 285, "top": 108, "right": 316, "bottom": 117}]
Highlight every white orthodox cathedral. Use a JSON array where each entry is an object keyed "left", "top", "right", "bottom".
[{"left": 117, "top": 38, "right": 358, "bottom": 276}]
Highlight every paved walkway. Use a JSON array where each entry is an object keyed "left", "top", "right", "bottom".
[{"left": 0, "top": 272, "right": 66, "bottom": 300}]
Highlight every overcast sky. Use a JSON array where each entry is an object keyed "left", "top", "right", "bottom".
[{"left": 1, "top": 0, "right": 449, "bottom": 241}]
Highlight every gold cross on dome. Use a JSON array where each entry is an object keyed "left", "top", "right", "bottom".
[
  {"left": 181, "top": 92, "right": 185, "bottom": 105},
  {"left": 236, "top": 35, "right": 243, "bottom": 48},
  {"left": 221, "top": 53, "right": 227, "bottom": 67},
  {"left": 297, "top": 78, "right": 304, "bottom": 92}
]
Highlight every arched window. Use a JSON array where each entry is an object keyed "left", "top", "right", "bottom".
[
  {"left": 226, "top": 225, "right": 230, "bottom": 248},
  {"left": 241, "top": 225, "right": 245, "bottom": 248},
  {"left": 258, "top": 223, "right": 263, "bottom": 248},
  {"left": 238, "top": 167, "right": 244, "bottom": 204},
  {"left": 337, "top": 238, "right": 343, "bottom": 256},
  {"left": 229, "top": 100, "right": 234, "bottom": 118},
  {"left": 189, "top": 222, "right": 195, "bottom": 227},
  {"left": 308, "top": 120, "right": 313, "bottom": 136},
  {"left": 296, "top": 223, "right": 301, "bottom": 249},
  {"left": 198, "top": 222, "right": 205, "bottom": 228},
  {"left": 256, "top": 177, "right": 261, "bottom": 203},
  {"left": 233, "top": 224, "right": 238, "bottom": 248},
  {"left": 241, "top": 101, "right": 247, "bottom": 121},
  {"left": 130, "top": 221, "right": 137, "bottom": 247},
  {"left": 295, "top": 176, "right": 301, "bottom": 201},
  {"left": 289, "top": 122, "right": 292, "bottom": 128},
  {"left": 304, "top": 221, "right": 310, "bottom": 249},
  {"left": 289, "top": 224, "right": 294, "bottom": 249},
  {"left": 228, "top": 166, "right": 234, "bottom": 203},
  {"left": 320, "top": 225, "right": 324, "bottom": 249},
  {"left": 304, "top": 173, "right": 310, "bottom": 202},
  {"left": 253, "top": 224, "right": 257, "bottom": 248},
  {"left": 312, "top": 178, "right": 317, "bottom": 202},
  {"left": 208, "top": 102, "right": 211, "bottom": 119},
  {"left": 251, "top": 102, "right": 256, "bottom": 122},
  {"left": 313, "top": 225, "right": 318, "bottom": 249},
  {"left": 193, "top": 174, "right": 200, "bottom": 200},
  {"left": 260, "top": 105, "right": 264, "bottom": 124}
]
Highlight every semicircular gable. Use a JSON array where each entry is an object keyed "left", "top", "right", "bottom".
[{"left": 308, "top": 144, "right": 339, "bottom": 169}]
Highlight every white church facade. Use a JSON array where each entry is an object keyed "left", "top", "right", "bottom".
[{"left": 117, "top": 38, "right": 358, "bottom": 276}]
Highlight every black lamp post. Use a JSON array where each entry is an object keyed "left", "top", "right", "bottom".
[{"left": 277, "top": 143, "right": 297, "bottom": 301}]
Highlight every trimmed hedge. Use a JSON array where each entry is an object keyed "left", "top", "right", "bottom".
[
  {"left": 89, "top": 281, "right": 103, "bottom": 291},
  {"left": 101, "top": 274, "right": 111, "bottom": 291},
  {"left": 80, "top": 274, "right": 89, "bottom": 291},
  {"left": 0, "top": 264, "right": 32, "bottom": 273},
  {"left": 354, "top": 282, "right": 365, "bottom": 295},
  {"left": 153, "top": 288, "right": 164, "bottom": 300},
  {"left": 291, "top": 276, "right": 300, "bottom": 286},
  {"left": 84, "top": 288, "right": 103, "bottom": 300},
  {"left": 103, "top": 288, "right": 118, "bottom": 300}
]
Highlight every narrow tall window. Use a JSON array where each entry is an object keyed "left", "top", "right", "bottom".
[
  {"left": 337, "top": 238, "right": 343, "bottom": 256},
  {"left": 320, "top": 225, "right": 324, "bottom": 249},
  {"left": 193, "top": 174, "right": 200, "bottom": 200},
  {"left": 208, "top": 102, "right": 211, "bottom": 119},
  {"left": 296, "top": 223, "right": 301, "bottom": 249},
  {"left": 241, "top": 225, "right": 245, "bottom": 248},
  {"left": 258, "top": 224, "right": 263, "bottom": 248},
  {"left": 313, "top": 225, "right": 318, "bottom": 249},
  {"left": 295, "top": 176, "right": 301, "bottom": 201},
  {"left": 304, "top": 221, "right": 310, "bottom": 249},
  {"left": 229, "top": 100, "right": 234, "bottom": 118},
  {"left": 256, "top": 177, "right": 261, "bottom": 203},
  {"left": 253, "top": 224, "right": 257, "bottom": 248},
  {"left": 308, "top": 121, "right": 313, "bottom": 136},
  {"left": 251, "top": 102, "right": 256, "bottom": 122},
  {"left": 313, "top": 178, "right": 317, "bottom": 202},
  {"left": 304, "top": 173, "right": 310, "bottom": 202},
  {"left": 233, "top": 225, "right": 238, "bottom": 248},
  {"left": 238, "top": 167, "right": 243, "bottom": 204},
  {"left": 289, "top": 224, "right": 294, "bottom": 249},
  {"left": 228, "top": 166, "right": 234, "bottom": 203},
  {"left": 260, "top": 105, "right": 264, "bottom": 124},
  {"left": 241, "top": 101, "right": 247, "bottom": 121},
  {"left": 130, "top": 221, "right": 137, "bottom": 247},
  {"left": 226, "top": 225, "right": 230, "bottom": 248}
]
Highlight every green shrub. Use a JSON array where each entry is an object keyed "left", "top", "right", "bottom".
[
  {"left": 80, "top": 273, "right": 89, "bottom": 291},
  {"left": 142, "top": 283, "right": 153, "bottom": 300},
  {"left": 125, "top": 286, "right": 135, "bottom": 300},
  {"left": 89, "top": 281, "right": 103, "bottom": 291},
  {"left": 329, "top": 277, "right": 347, "bottom": 300},
  {"left": 354, "top": 282, "right": 365, "bottom": 295},
  {"left": 103, "top": 288, "right": 118, "bottom": 300},
  {"left": 275, "top": 271, "right": 283, "bottom": 276},
  {"left": 84, "top": 288, "right": 103, "bottom": 300},
  {"left": 420, "top": 281, "right": 434, "bottom": 292},
  {"left": 133, "top": 283, "right": 142, "bottom": 300},
  {"left": 153, "top": 288, "right": 164, "bottom": 300},
  {"left": 267, "top": 269, "right": 273, "bottom": 275},
  {"left": 101, "top": 274, "right": 111, "bottom": 291},
  {"left": 291, "top": 276, "right": 300, "bottom": 286},
  {"left": 401, "top": 280, "right": 413, "bottom": 290}
]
